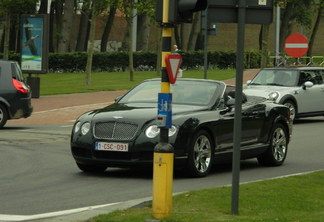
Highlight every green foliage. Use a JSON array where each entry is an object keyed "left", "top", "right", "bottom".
[
  {"left": 0, "top": 0, "right": 37, "bottom": 15},
  {"left": 87, "top": 171, "right": 324, "bottom": 222},
  {"left": 28, "top": 69, "right": 235, "bottom": 96},
  {"left": 2, "top": 50, "right": 261, "bottom": 72}
]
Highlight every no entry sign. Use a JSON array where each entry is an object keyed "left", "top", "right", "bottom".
[{"left": 284, "top": 33, "right": 309, "bottom": 58}]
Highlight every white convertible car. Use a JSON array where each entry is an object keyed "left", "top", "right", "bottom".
[{"left": 244, "top": 66, "right": 324, "bottom": 120}]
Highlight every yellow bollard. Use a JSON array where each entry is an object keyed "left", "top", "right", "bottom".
[{"left": 152, "top": 152, "right": 174, "bottom": 218}]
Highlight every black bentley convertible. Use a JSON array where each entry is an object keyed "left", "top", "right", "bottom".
[{"left": 71, "top": 78, "right": 292, "bottom": 177}]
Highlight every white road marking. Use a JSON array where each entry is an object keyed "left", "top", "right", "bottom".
[
  {"left": 33, "top": 102, "right": 114, "bottom": 114},
  {"left": 0, "top": 202, "right": 120, "bottom": 221},
  {"left": 0, "top": 170, "right": 321, "bottom": 221}
]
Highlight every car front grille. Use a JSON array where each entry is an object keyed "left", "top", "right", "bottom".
[{"left": 94, "top": 121, "right": 138, "bottom": 140}]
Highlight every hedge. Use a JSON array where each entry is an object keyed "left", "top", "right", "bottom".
[{"left": 2, "top": 50, "right": 261, "bottom": 72}]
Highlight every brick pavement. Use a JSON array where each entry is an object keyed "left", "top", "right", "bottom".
[{"left": 7, "top": 69, "right": 259, "bottom": 125}]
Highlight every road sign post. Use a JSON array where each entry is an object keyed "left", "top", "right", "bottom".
[
  {"left": 284, "top": 33, "right": 309, "bottom": 58},
  {"left": 207, "top": 0, "right": 274, "bottom": 215},
  {"left": 153, "top": 0, "right": 207, "bottom": 219}
]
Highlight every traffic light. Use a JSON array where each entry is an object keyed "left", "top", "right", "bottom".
[{"left": 156, "top": 0, "right": 207, "bottom": 24}]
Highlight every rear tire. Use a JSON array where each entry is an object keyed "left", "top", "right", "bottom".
[
  {"left": 0, "top": 104, "right": 8, "bottom": 128},
  {"left": 258, "top": 123, "right": 288, "bottom": 166},
  {"left": 186, "top": 130, "right": 214, "bottom": 177},
  {"left": 76, "top": 163, "right": 107, "bottom": 173}
]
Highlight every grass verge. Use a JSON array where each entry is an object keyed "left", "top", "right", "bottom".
[
  {"left": 25, "top": 69, "right": 236, "bottom": 95},
  {"left": 87, "top": 170, "right": 323, "bottom": 222}
]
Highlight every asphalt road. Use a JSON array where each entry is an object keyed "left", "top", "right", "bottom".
[{"left": 0, "top": 118, "right": 324, "bottom": 221}]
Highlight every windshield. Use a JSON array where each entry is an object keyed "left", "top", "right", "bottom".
[
  {"left": 251, "top": 69, "right": 298, "bottom": 87},
  {"left": 118, "top": 79, "right": 219, "bottom": 106}
]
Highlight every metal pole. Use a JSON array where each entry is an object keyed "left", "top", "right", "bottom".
[
  {"left": 275, "top": 5, "right": 280, "bottom": 66},
  {"left": 231, "top": 0, "right": 246, "bottom": 215},
  {"left": 152, "top": 0, "right": 174, "bottom": 219}
]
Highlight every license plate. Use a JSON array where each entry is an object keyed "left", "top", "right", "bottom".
[{"left": 95, "top": 142, "right": 128, "bottom": 152}]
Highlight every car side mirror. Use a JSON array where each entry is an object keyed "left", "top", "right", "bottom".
[
  {"left": 226, "top": 98, "right": 235, "bottom": 107},
  {"left": 246, "top": 80, "right": 252, "bottom": 85},
  {"left": 302, "top": 81, "right": 314, "bottom": 90}
]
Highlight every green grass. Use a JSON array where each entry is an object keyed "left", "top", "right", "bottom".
[
  {"left": 87, "top": 171, "right": 324, "bottom": 222},
  {"left": 26, "top": 69, "right": 236, "bottom": 95}
]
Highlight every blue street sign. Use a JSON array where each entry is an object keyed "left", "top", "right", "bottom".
[{"left": 157, "top": 93, "right": 172, "bottom": 128}]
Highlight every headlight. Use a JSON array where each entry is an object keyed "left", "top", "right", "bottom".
[
  {"left": 169, "top": 125, "right": 177, "bottom": 137},
  {"left": 74, "top": 121, "right": 81, "bottom": 133},
  {"left": 145, "top": 125, "right": 177, "bottom": 138},
  {"left": 268, "top": 92, "right": 279, "bottom": 101},
  {"left": 81, "top": 122, "right": 91, "bottom": 135}
]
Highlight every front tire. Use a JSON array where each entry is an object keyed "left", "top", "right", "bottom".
[
  {"left": 186, "top": 130, "right": 214, "bottom": 177},
  {"left": 0, "top": 104, "right": 8, "bottom": 128},
  {"left": 283, "top": 100, "right": 296, "bottom": 121},
  {"left": 258, "top": 123, "right": 288, "bottom": 166},
  {"left": 76, "top": 163, "right": 107, "bottom": 173}
]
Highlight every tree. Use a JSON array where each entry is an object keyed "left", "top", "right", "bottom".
[
  {"left": 260, "top": 24, "right": 270, "bottom": 68},
  {"left": 172, "top": 12, "right": 202, "bottom": 51},
  {"left": 119, "top": 0, "right": 155, "bottom": 81},
  {"left": 100, "top": 0, "right": 118, "bottom": 52},
  {"left": 85, "top": 0, "right": 110, "bottom": 85},
  {"left": 75, "top": 0, "right": 91, "bottom": 52},
  {"left": 49, "top": 0, "right": 64, "bottom": 52},
  {"left": 0, "top": 0, "right": 37, "bottom": 59},
  {"left": 278, "top": 0, "right": 315, "bottom": 52},
  {"left": 58, "top": 0, "right": 75, "bottom": 52},
  {"left": 307, "top": 0, "right": 324, "bottom": 57}
]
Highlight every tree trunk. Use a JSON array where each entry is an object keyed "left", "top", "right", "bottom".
[
  {"left": 187, "top": 12, "right": 201, "bottom": 51},
  {"left": 137, "top": 14, "right": 150, "bottom": 51},
  {"left": 174, "top": 25, "right": 181, "bottom": 49},
  {"left": 156, "top": 26, "right": 162, "bottom": 76},
  {"left": 279, "top": 2, "right": 294, "bottom": 52},
  {"left": 75, "top": 1, "right": 90, "bottom": 52},
  {"left": 307, "top": 3, "right": 323, "bottom": 57},
  {"left": 85, "top": 14, "right": 96, "bottom": 86},
  {"left": 128, "top": 19, "right": 134, "bottom": 81},
  {"left": 3, "top": 10, "right": 10, "bottom": 60},
  {"left": 181, "top": 24, "right": 189, "bottom": 51},
  {"left": 58, "top": 0, "right": 74, "bottom": 52},
  {"left": 100, "top": 5, "right": 116, "bottom": 52},
  {"left": 260, "top": 24, "right": 270, "bottom": 68},
  {"left": 49, "top": 1, "right": 55, "bottom": 52},
  {"left": 38, "top": 0, "right": 48, "bottom": 14},
  {"left": 52, "top": 0, "right": 63, "bottom": 52}
]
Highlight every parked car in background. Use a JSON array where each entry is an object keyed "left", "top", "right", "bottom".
[
  {"left": 0, "top": 60, "right": 33, "bottom": 128},
  {"left": 244, "top": 67, "right": 324, "bottom": 120},
  {"left": 71, "top": 78, "right": 292, "bottom": 177}
]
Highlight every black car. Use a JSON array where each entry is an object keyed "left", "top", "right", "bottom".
[
  {"left": 0, "top": 60, "right": 33, "bottom": 128},
  {"left": 71, "top": 78, "right": 292, "bottom": 177}
]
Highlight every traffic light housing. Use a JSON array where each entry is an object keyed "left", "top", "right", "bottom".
[{"left": 156, "top": 0, "right": 207, "bottom": 24}]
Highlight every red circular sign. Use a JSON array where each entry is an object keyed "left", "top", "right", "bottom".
[{"left": 284, "top": 33, "right": 309, "bottom": 58}]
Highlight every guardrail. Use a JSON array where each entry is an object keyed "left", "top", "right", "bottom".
[{"left": 269, "top": 55, "right": 324, "bottom": 67}]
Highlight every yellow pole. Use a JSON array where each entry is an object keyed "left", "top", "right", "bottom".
[{"left": 152, "top": 0, "right": 174, "bottom": 219}]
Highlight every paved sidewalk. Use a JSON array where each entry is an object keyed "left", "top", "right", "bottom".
[{"left": 7, "top": 69, "right": 259, "bottom": 126}]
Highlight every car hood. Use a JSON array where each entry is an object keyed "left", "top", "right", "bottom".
[
  {"left": 88, "top": 103, "right": 208, "bottom": 124},
  {"left": 244, "top": 85, "right": 295, "bottom": 98}
]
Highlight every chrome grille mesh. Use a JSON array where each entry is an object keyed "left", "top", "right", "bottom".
[{"left": 94, "top": 122, "right": 138, "bottom": 140}]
